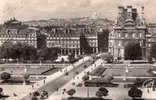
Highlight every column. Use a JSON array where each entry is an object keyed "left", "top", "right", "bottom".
[
  {"left": 61, "top": 48, "right": 63, "bottom": 55},
  {"left": 96, "top": 47, "right": 98, "bottom": 53},
  {"left": 78, "top": 49, "right": 81, "bottom": 55},
  {"left": 68, "top": 49, "right": 70, "bottom": 55}
]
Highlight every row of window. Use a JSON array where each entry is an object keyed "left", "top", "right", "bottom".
[
  {"left": 147, "top": 38, "right": 156, "bottom": 42},
  {"left": 0, "top": 38, "right": 36, "bottom": 40},
  {"left": 117, "top": 33, "right": 144, "bottom": 39},
  {"left": 47, "top": 43, "right": 80, "bottom": 48},
  {"left": 0, "top": 35, "right": 36, "bottom": 38},
  {"left": 47, "top": 42, "right": 97, "bottom": 48},
  {"left": 47, "top": 40, "right": 79, "bottom": 44}
]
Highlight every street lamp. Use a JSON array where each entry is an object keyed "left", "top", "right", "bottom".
[
  {"left": 23, "top": 66, "right": 27, "bottom": 85},
  {"left": 123, "top": 64, "right": 129, "bottom": 81}
]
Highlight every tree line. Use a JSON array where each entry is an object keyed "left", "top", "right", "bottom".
[{"left": 0, "top": 42, "right": 60, "bottom": 63}]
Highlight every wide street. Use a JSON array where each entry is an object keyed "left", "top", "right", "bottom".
[{"left": 21, "top": 56, "right": 94, "bottom": 100}]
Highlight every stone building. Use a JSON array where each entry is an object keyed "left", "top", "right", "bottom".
[
  {"left": 146, "top": 23, "right": 156, "bottom": 58},
  {"left": 0, "top": 18, "right": 37, "bottom": 47},
  {"left": 0, "top": 17, "right": 110, "bottom": 56},
  {"left": 109, "top": 6, "right": 147, "bottom": 60},
  {"left": 41, "top": 25, "right": 99, "bottom": 55}
]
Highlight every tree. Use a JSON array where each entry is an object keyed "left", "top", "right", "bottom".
[
  {"left": 96, "top": 90, "right": 104, "bottom": 98},
  {"left": 98, "top": 87, "right": 109, "bottom": 96},
  {"left": 13, "top": 42, "right": 24, "bottom": 61},
  {"left": 23, "top": 73, "right": 30, "bottom": 83},
  {"left": 125, "top": 42, "right": 142, "bottom": 60},
  {"left": 67, "top": 89, "right": 76, "bottom": 97},
  {"left": 151, "top": 43, "right": 156, "bottom": 60},
  {"left": 37, "top": 47, "right": 48, "bottom": 61},
  {"left": 128, "top": 86, "right": 143, "bottom": 99},
  {"left": 102, "top": 74, "right": 114, "bottom": 83},
  {"left": 68, "top": 53, "right": 75, "bottom": 63},
  {"left": 134, "top": 78, "right": 144, "bottom": 87},
  {"left": 0, "top": 87, "right": 3, "bottom": 96},
  {"left": 101, "top": 53, "right": 113, "bottom": 63},
  {"left": 22, "top": 44, "right": 37, "bottom": 61},
  {"left": 31, "top": 91, "right": 40, "bottom": 100},
  {"left": 82, "top": 75, "right": 90, "bottom": 97},
  {"left": 12, "top": 42, "right": 37, "bottom": 62},
  {"left": 37, "top": 47, "right": 59, "bottom": 61},
  {"left": 82, "top": 75, "right": 89, "bottom": 82},
  {"left": 0, "top": 41, "right": 14, "bottom": 59},
  {"left": 0, "top": 72, "right": 11, "bottom": 82},
  {"left": 96, "top": 87, "right": 108, "bottom": 99}
]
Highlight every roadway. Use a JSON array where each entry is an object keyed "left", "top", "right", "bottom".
[{"left": 21, "top": 57, "right": 94, "bottom": 100}]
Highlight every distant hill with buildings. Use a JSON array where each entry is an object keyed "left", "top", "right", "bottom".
[{"left": 23, "top": 17, "right": 114, "bottom": 30}]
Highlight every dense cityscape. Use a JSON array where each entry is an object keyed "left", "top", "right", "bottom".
[{"left": 0, "top": 4, "right": 156, "bottom": 100}]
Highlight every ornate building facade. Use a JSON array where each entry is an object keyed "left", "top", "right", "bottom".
[
  {"left": 146, "top": 23, "right": 156, "bottom": 58},
  {"left": 0, "top": 18, "right": 37, "bottom": 47},
  {"left": 40, "top": 25, "right": 99, "bottom": 55},
  {"left": 109, "top": 6, "right": 147, "bottom": 60}
]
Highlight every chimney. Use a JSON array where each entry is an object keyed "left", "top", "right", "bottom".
[
  {"left": 132, "top": 8, "right": 137, "bottom": 20},
  {"left": 126, "top": 5, "right": 133, "bottom": 19},
  {"left": 118, "top": 6, "right": 124, "bottom": 14}
]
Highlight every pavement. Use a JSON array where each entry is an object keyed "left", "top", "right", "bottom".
[{"left": 20, "top": 56, "right": 93, "bottom": 100}]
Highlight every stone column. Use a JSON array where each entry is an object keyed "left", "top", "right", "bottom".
[
  {"left": 78, "top": 49, "right": 81, "bottom": 55},
  {"left": 96, "top": 47, "right": 98, "bottom": 53},
  {"left": 61, "top": 48, "right": 63, "bottom": 55}
]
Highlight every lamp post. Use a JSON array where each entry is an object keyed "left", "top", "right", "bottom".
[
  {"left": 123, "top": 64, "right": 129, "bottom": 81},
  {"left": 23, "top": 66, "right": 27, "bottom": 85}
]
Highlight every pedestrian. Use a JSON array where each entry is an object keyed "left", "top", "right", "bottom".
[
  {"left": 147, "top": 88, "right": 149, "bottom": 93},
  {"left": 56, "top": 87, "right": 59, "bottom": 92},
  {"left": 13, "top": 93, "right": 17, "bottom": 96},
  {"left": 32, "top": 84, "right": 34, "bottom": 89},
  {"left": 29, "top": 92, "right": 32, "bottom": 97},
  {"left": 153, "top": 87, "right": 155, "bottom": 91},
  {"left": 43, "top": 79, "right": 46, "bottom": 84}
]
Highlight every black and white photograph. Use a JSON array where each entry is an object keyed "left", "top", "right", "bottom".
[{"left": 0, "top": 0, "right": 156, "bottom": 100}]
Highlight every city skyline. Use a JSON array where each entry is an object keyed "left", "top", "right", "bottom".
[{"left": 0, "top": 0, "right": 156, "bottom": 23}]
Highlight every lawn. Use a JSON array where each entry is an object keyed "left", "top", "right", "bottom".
[
  {"left": 0, "top": 64, "right": 62, "bottom": 75},
  {"left": 103, "top": 68, "right": 152, "bottom": 77},
  {"left": 91, "top": 64, "right": 154, "bottom": 77}
]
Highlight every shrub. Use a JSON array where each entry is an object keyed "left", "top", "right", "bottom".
[
  {"left": 128, "top": 86, "right": 142, "bottom": 99},
  {"left": 1, "top": 72, "right": 11, "bottom": 81},
  {"left": 67, "top": 89, "right": 76, "bottom": 97}
]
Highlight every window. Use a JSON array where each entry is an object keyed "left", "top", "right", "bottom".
[
  {"left": 125, "top": 33, "right": 128, "bottom": 38},
  {"left": 118, "top": 33, "right": 121, "bottom": 38},
  {"left": 118, "top": 41, "right": 122, "bottom": 47},
  {"left": 132, "top": 33, "right": 136, "bottom": 38},
  {"left": 140, "top": 33, "right": 142, "bottom": 38}
]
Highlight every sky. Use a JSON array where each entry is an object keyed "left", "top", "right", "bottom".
[{"left": 0, "top": 0, "right": 156, "bottom": 23}]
